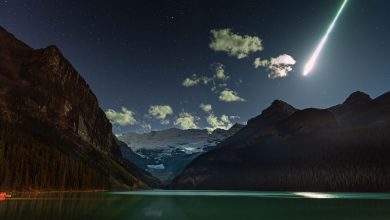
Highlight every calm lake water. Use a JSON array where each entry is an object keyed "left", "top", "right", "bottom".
[{"left": 1, "top": 190, "right": 390, "bottom": 220}]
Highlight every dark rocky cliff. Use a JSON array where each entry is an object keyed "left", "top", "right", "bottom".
[{"left": 0, "top": 26, "right": 158, "bottom": 191}]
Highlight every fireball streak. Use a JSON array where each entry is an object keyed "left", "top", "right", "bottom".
[{"left": 303, "top": 0, "right": 348, "bottom": 76}]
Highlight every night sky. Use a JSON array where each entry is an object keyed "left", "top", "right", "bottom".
[{"left": 1, "top": 0, "right": 389, "bottom": 133}]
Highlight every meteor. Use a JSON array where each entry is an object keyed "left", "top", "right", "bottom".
[{"left": 303, "top": 0, "right": 348, "bottom": 76}]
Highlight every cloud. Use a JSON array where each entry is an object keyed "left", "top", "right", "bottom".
[
  {"left": 218, "top": 83, "right": 228, "bottom": 88},
  {"left": 214, "top": 63, "right": 230, "bottom": 81},
  {"left": 140, "top": 122, "right": 152, "bottom": 132},
  {"left": 201, "top": 76, "right": 213, "bottom": 84},
  {"left": 182, "top": 63, "right": 231, "bottom": 92},
  {"left": 182, "top": 74, "right": 212, "bottom": 87},
  {"left": 254, "top": 58, "right": 270, "bottom": 68},
  {"left": 254, "top": 54, "right": 296, "bottom": 79},
  {"left": 148, "top": 105, "right": 173, "bottom": 125},
  {"left": 219, "top": 89, "right": 245, "bottom": 102},
  {"left": 148, "top": 105, "right": 173, "bottom": 120},
  {"left": 182, "top": 74, "right": 200, "bottom": 87},
  {"left": 209, "top": 28, "right": 263, "bottom": 59},
  {"left": 160, "top": 119, "right": 170, "bottom": 125},
  {"left": 229, "top": 115, "right": 240, "bottom": 120},
  {"left": 105, "top": 107, "right": 137, "bottom": 126},
  {"left": 206, "top": 114, "right": 234, "bottom": 131},
  {"left": 200, "top": 103, "right": 213, "bottom": 113},
  {"left": 174, "top": 112, "right": 199, "bottom": 130}
]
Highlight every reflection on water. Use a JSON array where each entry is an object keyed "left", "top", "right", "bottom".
[
  {"left": 293, "top": 192, "right": 337, "bottom": 199},
  {"left": 1, "top": 191, "right": 390, "bottom": 220}
]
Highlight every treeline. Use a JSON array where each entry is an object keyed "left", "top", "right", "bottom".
[
  {"left": 172, "top": 122, "right": 390, "bottom": 192},
  {"left": 0, "top": 120, "right": 144, "bottom": 191}
]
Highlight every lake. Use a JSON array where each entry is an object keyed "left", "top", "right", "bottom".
[{"left": 1, "top": 190, "right": 390, "bottom": 220}]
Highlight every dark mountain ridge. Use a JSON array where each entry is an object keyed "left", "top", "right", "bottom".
[
  {"left": 0, "top": 26, "right": 158, "bottom": 191},
  {"left": 171, "top": 91, "right": 390, "bottom": 191}
]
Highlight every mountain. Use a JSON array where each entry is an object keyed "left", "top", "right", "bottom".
[
  {"left": 329, "top": 91, "right": 389, "bottom": 126},
  {"left": 118, "top": 124, "right": 244, "bottom": 183},
  {"left": 217, "top": 100, "right": 297, "bottom": 147},
  {"left": 171, "top": 91, "right": 390, "bottom": 192},
  {"left": 0, "top": 26, "right": 158, "bottom": 191}
]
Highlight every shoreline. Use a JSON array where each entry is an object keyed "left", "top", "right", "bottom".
[{"left": 0, "top": 189, "right": 109, "bottom": 194}]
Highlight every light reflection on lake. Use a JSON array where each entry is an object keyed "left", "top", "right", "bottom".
[{"left": 1, "top": 190, "right": 390, "bottom": 220}]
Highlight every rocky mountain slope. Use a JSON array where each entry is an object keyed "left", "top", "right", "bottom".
[
  {"left": 171, "top": 91, "right": 390, "bottom": 192},
  {"left": 118, "top": 124, "right": 244, "bottom": 183},
  {"left": 0, "top": 26, "right": 158, "bottom": 191}
]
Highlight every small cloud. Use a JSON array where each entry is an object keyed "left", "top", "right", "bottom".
[
  {"left": 219, "top": 89, "right": 245, "bottom": 102},
  {"left": 209, "top": 28, "right": 263, "bottom": 59},
  {"left": 161, "top": 119, "right": 170, "bottom": 125},
  {"left": 105, "top": 107, "right": 137, "bottom": 126},
  {"left": 182, "top": 74, "right": 201, "bottom": 87},
  {"left": 229, "top": 115, "right": 240, "bottom": 120},
  {"left": 254, "top": 54, "right": 296, "bottom": 79},
  {"left": 254, "top": 58, "right": 270, "bottom": 68},
  {"left": 182, "top": 63, "right": 231, "bottom": 92},
  {"left": 201, "top": 76, "right": 213, "bottom": 85},
  {"left": 206, "top": 114, "right": 234, "bottom": 131},
  {"left": 140, "top": 122, "right": 152, "bottom": 132},
  {"left": 214, "top": 63, "right": 230, "bottom": 81},
  {"left": 174, "top": 112, "right": 199, "bottom": 130},
  {"left": 182, "top": 74, "right": 212, "bottom": 87},
  {"left": 200, "top": 103, "right": 213, "bottom": 113},
  {"left": 218, "top": 83, "right": 228, "bottom": 88},
  {"left": 148, "top": 105, "right": 173, "bottom": 125}
]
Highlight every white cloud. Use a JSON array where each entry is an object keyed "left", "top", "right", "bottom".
[
  {"left": 182, "top": 63, "right": 231, "bottom": 93},
  {"left": 254, "top": 54, "right": 296, "bottom": 79},
  {"left": 254, "top": 58, "right": 270, "bottom": 68},
  {"left": 209, "top": 28, "right": 263, "bottom": 59},
  {"left": 105, "top": 107, "right": 137, "bottom": 126},
  {"left": 200, "top": 103, "right": 213, "bottom": 113},
  {"left": 148, "top": 105, "right": 173, "bottom": 120},
  {"left": 214, "top": 63, "right": 230, "bottom": 81},
  {"left": 174, "top": 112, "right": 199, "bottom": 130},
  {"left": 219, "top": 89, "right": 245, "bottom": 102},
  {"left": 271, "top": 54, "right": 296, "bottom": 65},
  {"left": 218, "top": 83, "right": 228, "bottom": 88},
  {"left": 206, "top": 114, "right": 234, "bottom": 131},
  {"left": 148, "top": 105, "right": 173, "bottom": 125},
  {"left": 182, "top": 74, "right": 212, "bottom": 87},
  {"left": 201, "top": 76, "right": 213, "bottom": 84},
  {"left": 182, "top": 74, "right": 200, "bottom": 87},
  {"left": 140, "top": 122, "right": 152, "bottom": 132},
  {"left": 229, "top": 115, "right": 240, "bottom": 120},
  {"left": 161, "top": 119, "right": 170, "bottom": 125}
]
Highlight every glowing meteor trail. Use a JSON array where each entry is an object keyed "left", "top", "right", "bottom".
[{"left": 303, "top": 0, "right": 348, "bottom": 76}]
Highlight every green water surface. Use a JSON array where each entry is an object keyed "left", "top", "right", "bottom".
[{"left": 1, "top": 190, "right": 390, "bottom": 220}]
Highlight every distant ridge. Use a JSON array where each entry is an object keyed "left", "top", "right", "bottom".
[
  {"left": 171, "top": 91, "right": 390, "bottom": 192},
  {"left": 118, "top": 125, "right": 244, "bottom": 183}
]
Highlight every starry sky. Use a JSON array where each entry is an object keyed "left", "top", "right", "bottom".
[{"left": 1, "top": 0, "right": 389, "bottom": 133}]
